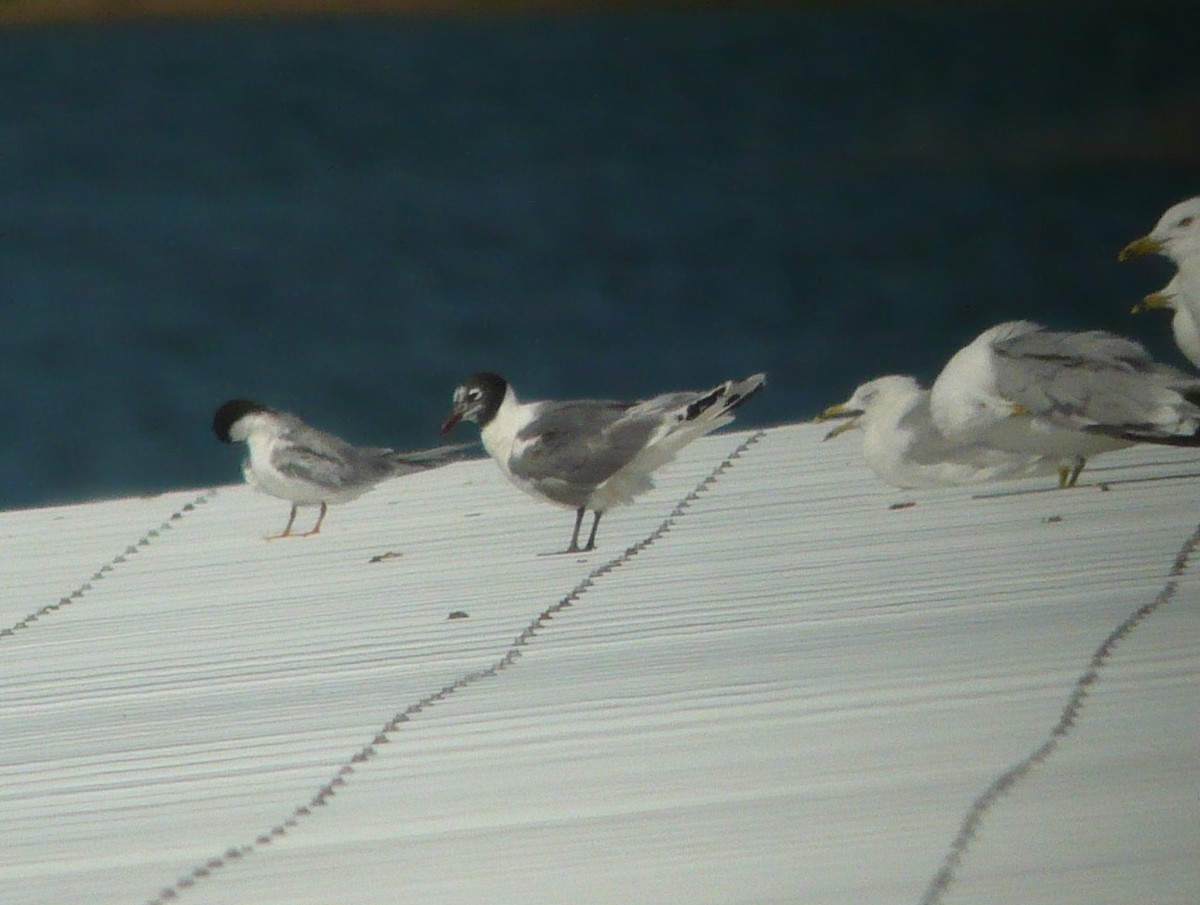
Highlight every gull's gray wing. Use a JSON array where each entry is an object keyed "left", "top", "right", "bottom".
[
  {"left": 990, "top": 328, "right": 1186, "bottom": 426},
  {"left": 507, "top": 400, "right": 660, "bottom": 489}
]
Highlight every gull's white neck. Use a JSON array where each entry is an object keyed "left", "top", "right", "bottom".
[
  {"left": 480, "top": 385, "right": 532, "bottom": 473},
  {"left": 1175, "top": 257, "right": 1200, "bottom": 310}
]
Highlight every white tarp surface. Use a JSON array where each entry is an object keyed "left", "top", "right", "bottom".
[{"left": 2, "top": 424, "right": 1197, "bottom": 905}]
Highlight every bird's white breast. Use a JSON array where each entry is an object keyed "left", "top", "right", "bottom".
[
  {"left": 930, "top": 340, "right": 1006, "bottom": 441},
  {"left": 479, "top": 391, "right": 538, "bottom": 479},
  {"left": 244, "top": 432, "right": 277, "bottom": 487},
  {"left": 242, "top": 432, "right": 331, "bottom": 505}
]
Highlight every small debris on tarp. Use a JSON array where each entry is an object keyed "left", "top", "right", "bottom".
[
  {"left": 447, "top": 610, "right": 469, "bottom": 620},
  {"left": 368, "top": 551, "right": 403, "bottom": 564}
]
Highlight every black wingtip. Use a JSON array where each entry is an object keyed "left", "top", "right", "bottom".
[
  {"left": 726, "top": 373, "right": 766, "bottom": 413},
  {"left": 685, "top": 387, "right": 724, "bottom": 422},
  {"left": 685, "top": 373, "right": 766, "bottom": 422},
  {"left": 1083, "top": 423, "right": 1200, "bottom": 448}
]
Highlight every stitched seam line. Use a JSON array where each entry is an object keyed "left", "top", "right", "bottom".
[
  {"left": 143, "top": 430, "right": 766, "bottom": 904},
  {"left": 1, "top": 491, "right": 217, "bottom": 639},
  {"left": 919, "top": 520, "right": 1200, "bottom": 905}
]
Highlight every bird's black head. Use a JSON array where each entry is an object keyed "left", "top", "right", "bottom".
[
  {"left": 212, "top": 399, "right": 271, "bottom": 443},
  {"left": 442, "top": 372, "right": 509, "bottom": 434}
]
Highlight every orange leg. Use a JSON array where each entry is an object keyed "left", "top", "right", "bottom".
[
  {"left": 297, "top": 502, "right": 328, "bottom": 537},
  {"left": 266, "top": 504, "right": 299, "bottom": 540}
]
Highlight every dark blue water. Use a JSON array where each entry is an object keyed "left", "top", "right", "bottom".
[{"left": 1, "top": 4, "right": 1197, "bottom": 510}]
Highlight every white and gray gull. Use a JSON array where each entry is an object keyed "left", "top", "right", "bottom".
[
  {"left": 440, "top": 372, "right": 765, "bottom": 553},
  {"left": 815, "top": 375, "right": 1057, "bottom": 489},
  {"left": 1130, "top": 275, "right": 1200, "bottom": 370},
  {"left": 1121, "top": 196, "right": 1200, "bottom": 370},
  {"left": 928, "top": 320, "right": 1200, "bottom": 488},
  {"left": 214, "top": 399, "right": 471, "bottom": 538}
]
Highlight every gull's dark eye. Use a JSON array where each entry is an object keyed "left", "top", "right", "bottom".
[
  {"left": 466, "top": 388, "right": 482, "bottom": 401},
  {"left": 1178, "top": 216, "right": 1195, "bottom": 228}
]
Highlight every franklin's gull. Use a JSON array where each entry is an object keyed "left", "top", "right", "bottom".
[{"left": 441, "top": 372, "right": 765, "bottom": 552}]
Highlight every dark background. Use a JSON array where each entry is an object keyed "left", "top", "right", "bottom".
[{"left": 1, "top": 2, "right": 1197, "bottom": 509}]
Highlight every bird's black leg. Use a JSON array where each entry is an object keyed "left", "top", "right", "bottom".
[
  {"left": 565, "top": 507, "right": 586, "bottom": 553},
  {"left": 583, "top": 511, "right": 602, "bottom": 551}
]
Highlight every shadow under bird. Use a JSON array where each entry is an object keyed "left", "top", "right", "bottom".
[
  {"left": 213, "top": 399, "right": 473, "bottom": 538},
  {"left": 440, "top": 372, "right": 766, "bottom": 553}
]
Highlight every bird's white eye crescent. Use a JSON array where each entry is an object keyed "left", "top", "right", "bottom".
[{"left": 466, "top": 388, "right": 482, "bottom": 401}]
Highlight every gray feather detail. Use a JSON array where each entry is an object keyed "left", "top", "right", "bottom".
[
  {"left": 993, "top": 326, "right": 1200, "bottom": 433},
  {"left": 391, "top": 441, "right": 479, "bottom": 470},
  {"left": 509, "top": 401, "right": 655, "bottom": 490},
  {"left": 270, "top": 430, "right": 473, "bottom": 492},
  {"left": 271, "top": 436, "right": 390, "bottom": 492}
]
